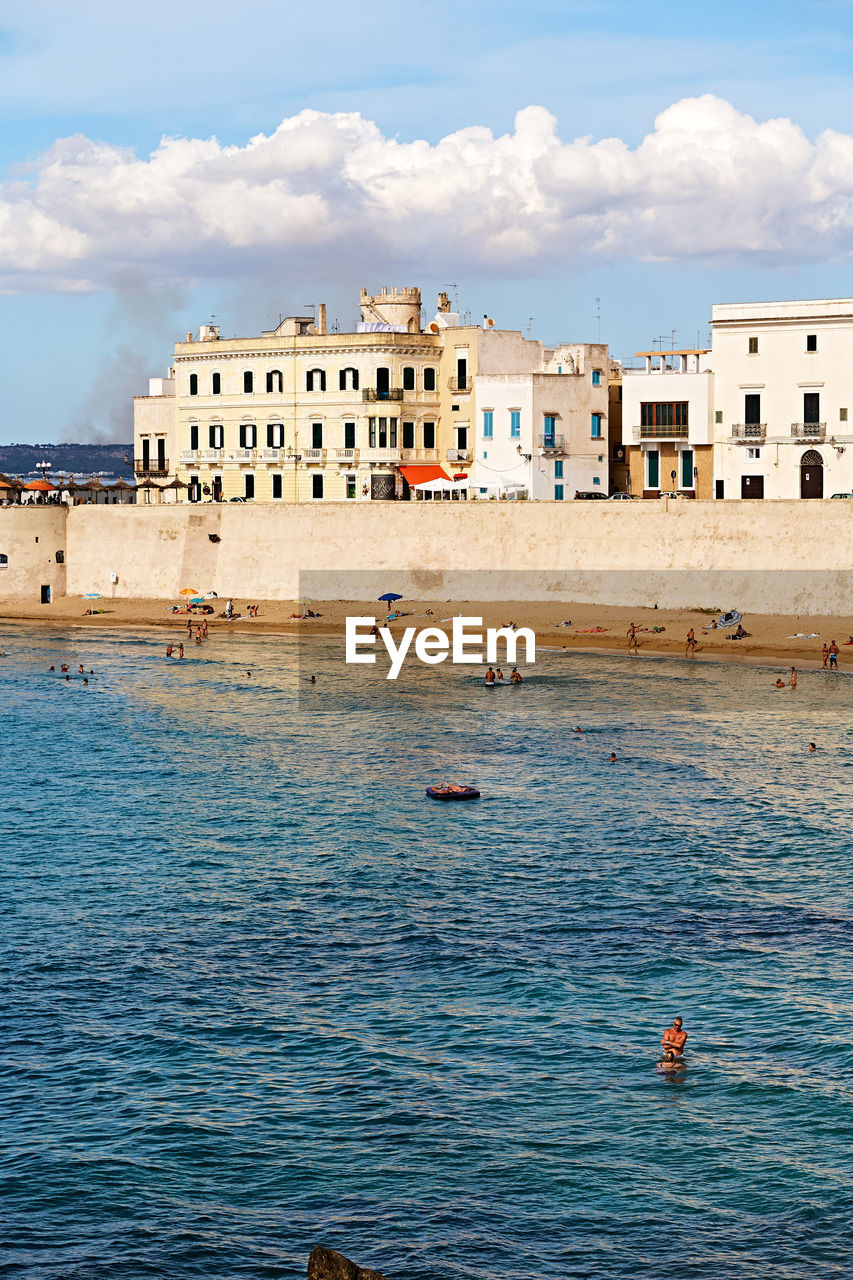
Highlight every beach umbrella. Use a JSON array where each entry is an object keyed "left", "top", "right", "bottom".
[
  {"left": 179, "top": 587, "right": 199, "bottom": 596},
  {"left": 25, "top": 478, "right": 56, "bottom": 491},
  {"left": 83, "top": 592, "right": 101, "bottom": 599},
  {"left": 378, "top": 592, "right": 403, "bottom": 602}
]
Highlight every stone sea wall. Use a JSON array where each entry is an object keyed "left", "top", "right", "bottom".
[{"left": 0, "top": 500, "right": 851, "bottom": 614}]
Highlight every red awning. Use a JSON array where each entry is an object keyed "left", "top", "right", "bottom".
[{"left": 399, "top": 465, "right": 453, "bottom": 486}]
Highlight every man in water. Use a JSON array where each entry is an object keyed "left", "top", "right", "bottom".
[
  {"left": 661, "top": 1017, "right": 687, "bottom": 1057},
  {"left": 510, "top": 667, "right": 522, "bottom": 683},
  {"left": 485, "top": 666, "right": 495, "bottom": 686}
]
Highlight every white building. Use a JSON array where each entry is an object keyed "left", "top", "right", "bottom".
[
  {"left": 622, "top": 351, "right": 714, "bottom": 499},
  {"left": 712, "top": 299, "right": 853, "bottom": 499},
  {"left": 469, "top": 343, "right": 612, "bottom": 499}
]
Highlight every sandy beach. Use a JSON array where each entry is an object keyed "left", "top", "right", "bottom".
[{"left": 1, "top": 594, "right": 850, "bottom": 670}]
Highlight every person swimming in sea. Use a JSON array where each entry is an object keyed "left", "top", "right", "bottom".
[
  {"left": 510, "top": 667, "right": 522, "bottom": 683},
  {"left": 485, "top": 666, "right": 495, "bottom": 686},
  {"left": 658, "top": 1047, "right": 686, "bottom": 1072}
]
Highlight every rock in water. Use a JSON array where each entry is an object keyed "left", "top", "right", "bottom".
[{"left": 307, "top": 1246, "right": 390, "bottom": 1280}]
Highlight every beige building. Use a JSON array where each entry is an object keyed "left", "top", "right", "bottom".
[{"left": 134, "top": 288, "right": 613, "bottom": 502}]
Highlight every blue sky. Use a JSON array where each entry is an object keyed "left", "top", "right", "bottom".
[{"left": 1, "top": 0, "right": 852, "bottom": 442}]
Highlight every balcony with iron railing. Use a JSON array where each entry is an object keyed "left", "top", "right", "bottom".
[
  {"left": 135, "top": 458, "right": 169, "bottom": 476},
  {"left": 730, "top": 423, "right": 767, "bottom": 441},
  {"left": 448, "top": 376, "right": 470, "bottom": 392},
  {"left": 632, "top": 424, "right": 689, "bottom": 441},
  {"left": 791, "top": 422, "right": 826, "bottom": 440},
  {"left": 538, "top": 434, "right": 566, "bottom": 453},
  {"left": 362, "top": 388, "right": 404, "bottom": 402}
]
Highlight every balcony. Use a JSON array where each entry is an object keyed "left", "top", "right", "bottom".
[
  {"left": 179, "top": 450, "right": 199, "bottom": 463},
  {"left": 200, "top": 448, "right": 222, "bottom": 463},
  {"left": 401, "top": 448, "right": 439, "bottom": 462},
  {"left": 229, "top": 449, "right": 255, "bottom": 463},
  {"left": 362, "top": 447, "right": 402, "bottom": 463},
  {"left": 448, "top": 376, "right": 470, "bottom": 392},
  {"left": 538, "top": 434, "right": 566, "bottom": 453},
  {"left": 447, "top": 447, "right": 471, "bottom": 463},
  {"left": 135, "top": 458, "right": 169, "bottom": 476},
  {"left": 362, "top": 388, "right": 404, "bottom": 402},
  {"left": 730, "top": 423, "right": 766, "bottom": 441},
  {"left": 632, "top": 424, "right": 689, "bottom": 441},
  {"left": 791, "top": 422, "right": 826, "bottom": 440},
  {"left": 333, "top": 447, "right": 359, "bottom": 462},
  {"left": 302, "top": 447, "right": 326, "bottom": 461},
  {"left": 259, "top": 448, "right": 283, "bottom": 462}
]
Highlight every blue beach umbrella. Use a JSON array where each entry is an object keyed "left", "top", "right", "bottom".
[
  {"left": 83, "top": 592, "right": 101, "bottom": 599},
  {"left": 378, "top": 592, "right": 402, "bottom": 602}
]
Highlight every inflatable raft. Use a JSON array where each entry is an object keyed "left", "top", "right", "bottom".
[{"left": 426, "top": 785, "right": 481, "bottom": 801}]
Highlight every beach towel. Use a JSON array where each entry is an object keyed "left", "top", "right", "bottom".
[{"left": 786, "top": 632, "right": 819, "bottom": 638}]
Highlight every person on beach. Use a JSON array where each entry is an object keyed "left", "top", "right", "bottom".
[
  {"left": 627, "top": 623, "right": 639, "bottom": 653},
  {"left": 609, "top": 752, "right": 617, "bottom": 762},
  {"left": 574, "top": 726, "right": 585, "bottom": 734},
  {"left": 309, "top": 675, "right": 316, "bottom": 684},
  {"left": 201, "top": 619, "right": 208, "bottom": 638},
  {"left": 195, "top": 627, "right": 202, "bottom": 645},
  {"left": 789, "top": 667, "right": 797, "bottom": 688},
  {"left": 78, "top": 664, "right": 84, "bottom": 674},
  {"left": 485, "top": 666, "right": 496, "bottom": 686},
  {"left": 510, "top": 667, "right": 522, "bottom": 683},
  {"left": 177, "top": 643, "right": 184, "bottom": 659},
  {"left": 186, "top": 618, "right": 193, "bottom": 638},
  {"left": 774, "top": 678, "right": 786, "bottom": 689},
  {"left": 662, "top": 1017, "right": 687, "bottom": 1057},
  {"left": 685, "top": 628, "right": 697, "bottom": 657},
  {"left": 61, "top": 664, "right": 69, "bottom": 673},
  {"left": 495, "top": 667, "right": 504, "bottom": 682},
  {"left": 809, "top": 742, "right": 817, "bottom": 752},
  {"left": 822, "top": 644, "right": 829, "bottom": 668},
  {"left": 829, "top": 640, "right": 839, "bottom": 670},
  {"left": 658, "top": 1047, "right": 686, "bottom": 1072},
  {"left": 166, "top": 644, "right": 173, "bottom": 658}
]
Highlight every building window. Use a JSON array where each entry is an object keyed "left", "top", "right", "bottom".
[
  {"left": 744, "top": 394, "right": 761, "bottom": 425},
  {"left": 245, "top": 474, "right": 255, "bottom": 500},
  {"left": 211, "top": 372, "right": 221, "bottom": 395},
  {"left": 306, "top": 368, "right": 326, "bottom": 391},
  {"left": 806, "top": 334, "right": 817, "bottom": 353},
  {"left": 267, "top": 370, "right": 283, "bottom": 393},
  {"left": 344, "top": 422, "right": 356, "bottom": 450},
  {"left": 681, "top": 449, "right": 694, "bottom": 489},
  {"left": 747, "top": 447, "right": 761, "bottom": 459},
  {"left": 243, "top": 371, "right": 253, "bottom": 393},
  {"left": 423, "top": 422, "right": 435, "bottom": 449},
  {"left": 369, "top": 418, "right": 395, "bottom": 448},
  {"left": 804, "top": 392, "right": 820, "bottom": 423},
  {"left": 0, "top": 554, "right": 8, "bottom": 568},
  {"left": 209, "top": 423, "right": 223, "bottom": 449},
  {"left": 544, "top": 414, "right": 556, "bottom": 445},
  {"left": 189, "top": 373, "right": 198, "bottom": 396},
  {"left": 267, "top": 422, "right": 283, "bottom": 448},
  {"left": 424, "top": 368, "right": 437, "bottom": 392},
  {"left": 312, "top": 422, "right": 323, "bottom": 448},
  {"left": 555, "top": 484, "right": 564, "bottom": 500},
  {"left": 640, "top": 403, "right": 688, "bottom": 427},
  {"left": 554, "top": 460, "right": 564, "bottom": 479},
  {"left": 715, "top": 410, "right": 723, "bottom": 424},
  {"left": 748, "top": 337, "right": 758, "bottom": 354},
  {"left": 239, "top": 423, "right": 256, "bottom": 448},
  {"left": 339, "top": 367, "right": 359, "bottom": 391},
  {"left": 312, "top": 474, "right": 324, "bottom": 499},
  {"left": 456, "top": 426, "right": 467, "bottom": 451},
  {"left": 402, "top": 421, "right": 414, "bottom": 449},
  {"left": 591, "top": 413, "right": 602, "bottom": 438},
  {"left": 593, "top": 476, "right": 600, "bottom": 485},
  {"left": 188, "top": 474, "right": 200, "bottom": 502},
  {"left": 841, "top": 408, "right": 848, "bottom": 422},
  {"left": 272, "top": 474, "right": 282, "bottom": 499},
  {"left": 647, "top": 449, "right": 660, "bottom": 489},
  {"left": 189, "top": 423, "right": 199, "bottom": 450},
  {"left": 346, "top": 474, "right": 356, "bottom": 499},
  {"left": 483, "top": 411, "right": 493, "bottom": 438},
  {"left": 510, "top": 410, "right": 521, "bottom": 439},
  {"left": 592, "top": 370, "right": 601, "bottom": 386},
  {"left": 402, "top": 366, "right": 415, "bottom": 391}
]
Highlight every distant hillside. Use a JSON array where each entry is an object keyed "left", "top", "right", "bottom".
[{"left": 0, "top": 443, "right": 134, "bottom": 478}]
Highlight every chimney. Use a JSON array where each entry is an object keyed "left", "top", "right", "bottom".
[{"left": 317, "top": 303, "right": 327, "bottom": 335}]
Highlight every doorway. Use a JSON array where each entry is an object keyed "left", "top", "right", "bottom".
[
  {"left": 741, "top": 475, "right": 764, "bottom": 498},
  {"left": 40, "top": 585, "right": 51, "bottom": 604},
  {"left": 800, "top": 450, "right": 824, "bottom": 499}
]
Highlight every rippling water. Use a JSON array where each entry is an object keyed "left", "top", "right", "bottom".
[{"left": 1, "top": 625, "right": 852, "bottom": 1279}]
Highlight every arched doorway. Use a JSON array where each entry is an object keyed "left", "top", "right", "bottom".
[{"left": 800, "top": 449, "right": 824, "bottom": 499}]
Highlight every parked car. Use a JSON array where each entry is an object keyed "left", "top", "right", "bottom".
[
  {"left": 229, "top": 496, "right": 247, "bottom": 502},
  {"left": 658, "top": 490, "right": 681, "bottom": 499},
  {"left": 830, "top": 491, "right": 853, "bottom": 499},
  {"left": 608, "top": 492, "right": 635, "bottom": 500},
  {"left": 573, "top": 490, "right": 608, "bottom": 500}
]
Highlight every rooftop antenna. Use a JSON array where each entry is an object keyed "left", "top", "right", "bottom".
[
  {"left": 448, "top": 282, "right": 459, "bottom": 313},
  {"left": 595, "top": 297, "right": 601, "bottom": 344},
  {"left": 527, "top": 316, "right": 534, "bottom": 338}
]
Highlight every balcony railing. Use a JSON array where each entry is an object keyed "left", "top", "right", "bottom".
[
  {"left": 362, "top": 447, "right": 402, "bottom": 463},
  {"left": 179, "top": 450, "right": 199, "bottom": 463},
  {"left": 731, "top": 423, "right": 766, "bottom": 440},
  {"left": 200, "top": 448, "right": 222, "bottom": 462},
  {"left": 632, "top": 424, "right": 689, "bottom": 440},
  {"left": 448, "top": 376, "right": 470, "bottom": 392},
  {"left": 362, "top": 388, "right": 404, "bottom": 402},
  {"left": 303, "top": 447, "right": 325, "bottom": 461},
  {"left": 229, "top": 449, "right": 255, "bottom": 463},
  {"left": 259, "top": 448, "right": 284, "bottom": 461},
  {"left": 791, "top": 422, "right": 826, "bottom": 439},
  {"left": 447, "top": 447, "right": 471, "bottom": 462},
  {"left": 538, "top": 434, "right": 566, "bottom": 452},
  {"left": 401, "top": 448, "right": 439, "bottom": 461},
  {"left": 135, "top": 458, "right": 169, "bottom": 475},
  {"left": 333, "top": 447, "right": 358, "bottom": 461}
]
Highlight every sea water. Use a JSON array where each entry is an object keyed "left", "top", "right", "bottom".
[{"left": 1, "top": 626, "right": 852, "bottom": 1280}]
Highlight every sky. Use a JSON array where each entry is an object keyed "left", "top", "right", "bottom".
[{"left": 1, "top": 0, "right": 853, "bottom": 442}]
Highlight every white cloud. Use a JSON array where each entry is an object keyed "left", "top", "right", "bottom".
[{"left": 2, "top": 95, "right": 853, "bottom": 292}]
